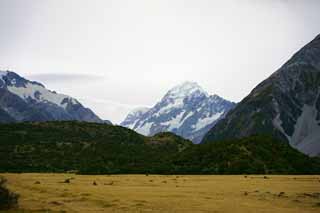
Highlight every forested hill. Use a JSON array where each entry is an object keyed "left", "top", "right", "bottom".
[{"left": 0, "top": 121, "right": 319, "bottom": 174}]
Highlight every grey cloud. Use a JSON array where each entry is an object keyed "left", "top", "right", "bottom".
[{"left": 26, "top": 73, "right": 105, "bottom": 83}]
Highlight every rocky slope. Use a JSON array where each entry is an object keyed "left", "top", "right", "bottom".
[
  {"left": 202, "top": 34, "right": 320, "bottom": 157},
  {"left": 121, "top": 82, "right": 235, "bottom": 143},
  {"left": 0, "top": 71, "right": 103, "bottom": 123}
]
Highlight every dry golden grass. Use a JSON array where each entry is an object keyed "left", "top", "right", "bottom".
[{"left": 1, "top": 173, "right": 320, "bottom": 212}]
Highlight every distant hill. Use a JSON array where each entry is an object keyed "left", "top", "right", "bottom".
[
  {"left": 202, "top": 34, "right": 320, "bottom": 157},
  {"left": 121, "top": 82, "right": 235, "bottom": 143},
  {"left": 0, "top": 121, "right": 318, "bottom": 174},
  {"left": 0, "top": 71, "right": 103, "bottom": 123}
]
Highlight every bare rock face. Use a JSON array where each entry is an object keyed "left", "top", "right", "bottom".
[
  {"left": 0, "top": 71, "right": 103, "bottom": 123},
  {"left": 202, "top": 34, "right": 320, "bottom": 157}
]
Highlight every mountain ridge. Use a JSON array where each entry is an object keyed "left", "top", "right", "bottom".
[
  {"left": 202, "top": 34, "right": 320, "bottom": 156},
  {"left": 0, "top": 71, "right": 105, "bottom": 123}
]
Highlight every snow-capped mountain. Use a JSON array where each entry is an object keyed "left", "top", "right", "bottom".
[
  {"left": 121, "top": 82, "right": 236, "bottom": 143},
  {"left": 0, "top": 71, "right": 103, "bottom": 123},
  {"left": 120, "top": 107, "right": 150, "bottom": 129},
  {"left": 202, "top": 34, "right": 320, "bottom": 156}
]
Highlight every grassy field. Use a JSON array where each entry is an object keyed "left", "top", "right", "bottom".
[{"left": 1, "top": 173, "right": 320, "bottom": 213}]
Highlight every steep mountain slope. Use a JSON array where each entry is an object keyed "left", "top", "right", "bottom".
[
  {"left": 202, "top": 34, "right": 320, "bottom": 156},
  {"left": 121, "top": 82, "right": 235, "bottom": 143},
  {"left": 0, "top": 71, "right": 102, "bottom": 123}
]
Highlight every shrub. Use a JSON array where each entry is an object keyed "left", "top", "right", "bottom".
[{"left": 0, "top": 176, "right": 19, "bottom": 210}]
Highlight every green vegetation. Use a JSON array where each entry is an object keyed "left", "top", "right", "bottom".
[
  {"left": 172, "top": 135, "right": 320, "bottom": 174},
  {"left": 0, "top": 121, "right": 319, "bottom": 174}
]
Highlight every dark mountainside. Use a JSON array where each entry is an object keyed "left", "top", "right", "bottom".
[
  {"left": 0, "top": 121, "right": 319, "bottom": 174},
  {"left": 202, "top": 34, "right": 320, "bottom": 157}
]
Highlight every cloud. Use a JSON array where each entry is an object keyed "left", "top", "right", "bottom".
[
  {"left": 26, "top": 73, "right": 104, "bottom": 83},
  {"left": 3, "top": 0, "right": 320, "bottom": 123},
  {"left": 77, "top": 97, "right": 150, "bottom": 124}
]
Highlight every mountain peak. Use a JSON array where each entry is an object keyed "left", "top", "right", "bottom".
[
  {"left": 165, "top": 81, "right": 208, "bottom": 99},
  {"left": 121, "top": 81, "right": 235, "bottom": 143},
  {"left": 0, "top": 71, "right": 45, "bottom": 88},
  {"left": 0, "top": 71, "right": 103, "bottom": 123},
  {"left": 129, "top": 107, "right": 150, "bottom": 116}
]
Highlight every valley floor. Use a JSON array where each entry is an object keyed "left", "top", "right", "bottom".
[{"left": 1, "top": 173, "right": 320, "bottom": 213}]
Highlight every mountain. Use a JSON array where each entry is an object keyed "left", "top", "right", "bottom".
[
  {"left": 121, "top": 82, "right": 236, "bottom": 143},
  {"left": 120, "top": 107, "right": 150, "bottom": 128},
  {"left": 0, "top": 71, "right": 103, "bottom": 123},
  {"left": 202, "top": 34, "right": 320, "bottom": 157},
  {"left": 0, "top": 121, "right": 318, "bottom": 174},
  {"left": 0, "top": 107, "right": 15, "bottom": 123}
]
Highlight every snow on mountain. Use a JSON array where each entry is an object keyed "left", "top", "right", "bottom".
[
  {"left": 120, "top": 82, "right": 236, "bottom": 143},
  {"left": 192, "top": 110, "right": 224, "bottom": 131},
  {"left": 0, "top": 71, "right": 103, "bottom": 123},
  {"left": 1, "top": 71, "right": 78, "bottom": 108},
  {"left": 0, "top": 71, "right": 8, "bottom": 78},
  {"left": 7, "top": 81, "right": 78, "bottom": 109},
  {"left": 0, "top": 71, "right": 8, "bottom": 86},
  {"left": 290, "top": 105, "right": 320, "bottom": 156},
  {"left": 129, "top": 107, "right": 150, "bottom": 117},
  {"left": 164, "top": 81, "right": 208, "bottom": 99},
  {"left": 121, "top": 107, "right": 150, "bottom": 129}
]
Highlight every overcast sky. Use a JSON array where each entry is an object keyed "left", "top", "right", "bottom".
[{"left": 1, "top": 0, "right": 320, "bottom": 123}]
